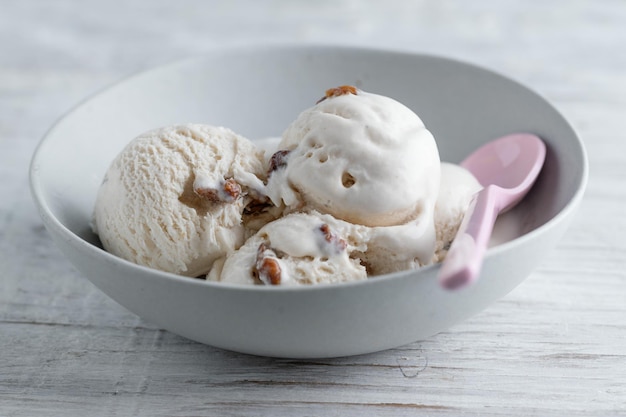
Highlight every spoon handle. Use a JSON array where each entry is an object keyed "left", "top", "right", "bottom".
[{"left": 439, "top": 185, "right": 500, "bottom": 290}]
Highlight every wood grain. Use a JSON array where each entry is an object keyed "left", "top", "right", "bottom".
[{"left": 1, "top": 1, "right": 625, "bottom": 416}]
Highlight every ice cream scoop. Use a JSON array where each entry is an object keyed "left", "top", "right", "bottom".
[
  {"left": 92, "top": 124, "right": 267, "bottom": 277},
  {"left": 438, "top": 133, "right": 546, "bottom": 290},
  {"left": 266, "top": 86, "right": 440, "bottom": 228},
  {"left": 433, "top": 163, "right": 483, "bottom": 263},
  {"left": 213, "top": 212, "right": 368, "bottom": 286}
]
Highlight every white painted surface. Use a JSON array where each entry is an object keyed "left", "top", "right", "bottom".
[{"left": 1, "top": 1, "right": 624, "bottom": 415}]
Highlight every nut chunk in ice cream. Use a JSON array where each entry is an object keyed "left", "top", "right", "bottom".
[
  {"left": 92, "top": 124, "right": 266, "bottom": 277},
  {"left": 265, "top": 85, "right": 441, "bottom": 228},
  {"left": 212, "top": 212, "right": 368, "bottom": 286}
]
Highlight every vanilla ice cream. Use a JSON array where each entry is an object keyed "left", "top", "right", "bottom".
[
  {"left": 356, "top": 214, "right": 437, "bottom": 275},
  {"left": 265, "top": 86, "right": 440, "bottom": 228},
  {"left": 213, "top": 212, "right": 368, "bottom": 286},
  {"left": 92, "top": 124, "right": 267, "bottom": 277},
  {"left": 434, "top": 162, "right": 482, "bottom": 262},
  {"left": 93, "top": 87, "right": 481, "bottom": 286},
  {"left": 213, "top": 205, "right": 438, "bottom": 283}
]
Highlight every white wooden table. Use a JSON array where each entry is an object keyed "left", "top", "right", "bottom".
[{"left": 1, "top": 1, "right": 625, "bottom": 415}]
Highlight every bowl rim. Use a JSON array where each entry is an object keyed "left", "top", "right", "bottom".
[{"left": 28, "top": 43, "right": 589, "bottom": 293}]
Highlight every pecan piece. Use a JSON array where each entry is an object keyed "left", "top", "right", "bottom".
[
  {"left": 222, "top": 178, "right": 241, "bottom": 201},
  {"left": 316, "top": 85, "right": 358, "bottom": 104},
  {"left": 319, "top": 223, "right": 347, "bottom": 253},
  {"left": 254, "top": 243, "right": 282, "bottom": 285},
  {"left": 243, "top": 199, "right": 272, "bottom": 216},
  {"left": 194, "top": 178, "right": 241, "bottom": 203},
  {"left": 267, "top": 150, "right": 291, "bottom": 176}
]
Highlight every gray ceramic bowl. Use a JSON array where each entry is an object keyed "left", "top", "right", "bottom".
[{"left": 30, "top": 45, "right": 587, "bottom": 358}]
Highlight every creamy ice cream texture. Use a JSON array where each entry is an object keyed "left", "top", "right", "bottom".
[
  {"left": 434, "top": 163, "right": 483, "bottom": 262},
  {"left": 93, "top": 86, "right": 480, "bottom": 286},
  {"left": 215, "top": 212, "right": 368, "bottom": 286},
  {"left": 266, "top": 86, "right": 441, "bottom": 228},
  {"left": 92, "top": 124, "right": 266, "bottom": 277}
]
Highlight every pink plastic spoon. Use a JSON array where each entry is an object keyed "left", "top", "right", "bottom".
[{"left": 439, "top": 133, "right": 546, "bottom": 290}]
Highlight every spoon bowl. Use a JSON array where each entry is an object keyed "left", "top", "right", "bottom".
[{"left": 462, "top": 133, "right": 547, "bottom": 210}]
